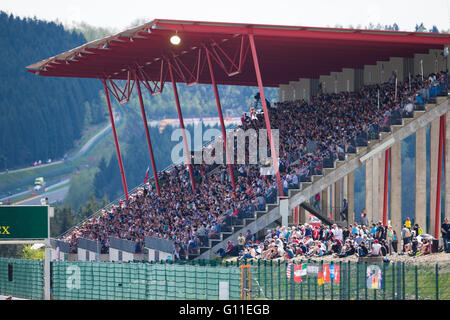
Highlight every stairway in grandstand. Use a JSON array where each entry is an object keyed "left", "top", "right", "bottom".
[{"left": 193, "top": 94, "right": 450, "bottom": 260}]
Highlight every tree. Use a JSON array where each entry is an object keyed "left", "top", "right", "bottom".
[
  {"left": 21, "top": 245, "right": 44, "bottom": 260},
  {"left": 430, "top": 25, "right": 439, "bottom": 33},
  {"left": 415, "top": 23, "right": 427, "bottom": 32}
]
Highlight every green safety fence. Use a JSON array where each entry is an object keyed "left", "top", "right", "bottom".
[
  {"left": 254, "top": 259, "right": 450, "bottom": 300},
  {"left": 0, "top": 257, "right": 448, "bottom": 300},
  {"left": 51, "top": 260, "right": 252, "bottom": 300},
  {"left": 0, "top": 258, "right": 43, "bottom": 300}
]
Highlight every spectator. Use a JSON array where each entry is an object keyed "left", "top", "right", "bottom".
[
  {"left": 237, "top": 233, "right": 246, "bottom": 252},
  {"left": 401, "top": 224, "right": 412, "bottom": 253},
  {"left": 368, "top": 239, "right": 382, "bottom": 257},
  {"left": 442, "top": 217, "right": 450, "bottom": 253},
  {"left": 360, "top": 211, "right": 368, "bottom": 226},
  {"left": 392, "top": 230, "right": 398, "bottom": 253}
]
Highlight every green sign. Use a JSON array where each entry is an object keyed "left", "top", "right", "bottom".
[{"left": 0, "top": 206, "right": 48, "bottom": 239}]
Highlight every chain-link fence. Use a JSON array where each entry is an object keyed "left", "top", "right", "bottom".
[
  {"left": 253, "top": 259, "right": 450, "bottom": 300},
  {"left": 0, "top": 257, "right": 448, "bottom": 300},
  {"left": 0, "top": 258, "right": 43, "bottom": 300},
  {"left": 51, "top": 260, "right": 250, "bottom": 300}
]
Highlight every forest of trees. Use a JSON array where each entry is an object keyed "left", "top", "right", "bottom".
[{"left": 0, "top": 12, "right": 105, "bottom": 169}]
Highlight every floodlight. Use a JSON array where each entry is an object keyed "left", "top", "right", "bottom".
[{"left": 170, "top": 34, "right": 181, "bottom": 45}]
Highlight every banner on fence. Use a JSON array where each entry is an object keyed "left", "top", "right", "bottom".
[
  {"left": 323, "top": 264, "right": 330, "bottom": 283},
  {"left": 366, "top": 265, "right": 383, "bottom": 289},
  {"left": 307, "top": 264, "right": 320, "bottom": 275},
  {"left": 334, "top": 265, "right": 340, "bottom": 284},
  {"left": 287, "top": 263, "right": 307, "bottom": 283}
]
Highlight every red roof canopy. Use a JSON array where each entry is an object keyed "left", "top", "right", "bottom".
[{"left": 26, "top": 19, "right": 450, "bottom": 87}]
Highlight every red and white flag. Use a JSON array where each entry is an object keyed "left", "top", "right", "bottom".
[
  {"left": 323, "top": 264, "right": 330, "bottom": 283},
  {"left": 143, "top": 167, "right": 150, "bottom": 183}
]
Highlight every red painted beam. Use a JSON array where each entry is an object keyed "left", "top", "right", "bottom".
[{"left": 102, "top": 79, "right": 129, "bottom": 200}]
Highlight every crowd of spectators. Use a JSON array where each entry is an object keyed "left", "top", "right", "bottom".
[
  {"left": 62, "top": 71, "right": 447, "bottom": 257},
  {"left": 221, "top": 216, "right": 438, "bottom": 261}
]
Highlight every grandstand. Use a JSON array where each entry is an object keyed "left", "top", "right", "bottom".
[{"left": 26, "top": 19, "right": 450, "bottom": 263}]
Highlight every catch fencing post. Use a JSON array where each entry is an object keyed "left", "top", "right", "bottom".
[
  {"left": 270, "top": 260, "right": 274, "bottom": 299},
  {"left": 278, "top": 260, "right": 281, "bottom": 299},
  {"left": 383, "top": 263, "right": 386, "bottom": 300},
  {"left": 43, "top": 206, "right": 51, "bottom": 300},
  {"left": 415, "top": 265, "right": 418, "bottom": 300},
  {"left": 356, "top": 262, "right": 359, "bottom": 300},
  {"left": 392, "top": 262, "right": 395, "bottom": 300},
  {"left": 330, "top": 260, "right": 334, "bottom": 300},
  {"left": 396, "top": 262, "right": 402, "bottom": 300},
  {"left": 347, "top": 261, "right": 351, "bottom": 300},
  {"left": 264, "top": 260, "right": 267, "bottom": 299},
  {"left": 290, "top": 261, "right": 295, "bottom": 300},
  {"left": 364, "top": 262, "right": 368, "bottom": 300},
  {"left": 402, "top": 262, "right": 405, "bottom": 300},
  {"left": 285, "top": 261, "right": 288, "bottom": 299},
  {"left": 436, "top": 264, "right": 439, "bottom": 300}
]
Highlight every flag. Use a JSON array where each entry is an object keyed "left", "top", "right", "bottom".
[
  {"left": 287, "top": 262, "right": 293, "bottom": 279},
  {"left": 298, "top": 263, "right": 307, "bottom": 276},
  {"left": 317, "top": 271, "right": 324, "bottom": 286},
  {"left": 323, "top": 264, "right": 330, "bottom": 283},
  {"left": 143, "top": 167, "right": 150, "bottom": 183},
  {"left": 334, "top": 265, "right": 340, "bottom": 284},
  {"left": 294, "top": 264, "right": 305, "bottom": 283},
  {"left": 372, "top": 275, "right": 379, "bottom": 289},
  {"left": 330, "top": 264, "right": 335, "bottom": 279}
]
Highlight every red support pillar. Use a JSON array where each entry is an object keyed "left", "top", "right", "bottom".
[
  {"left": 134, "top": 73, "right": 161, "bottom": 196},
  {"left": 168, "top": 61, "right": 196, "bottom": 193},
  {"left": 205, "top": 47, "right": 237, "bottom": 192},
  {"left": 435, "top": 114, "right": 445, "bottom": 238},
  {"left": 383, "top": 148, "right": 390, "bottom": 226},
  {"left": 248, "top": 33, "right": 283, "bottom": 196},
  {"left": 102, "top": 79, "right": 129, "bottom": 200}
]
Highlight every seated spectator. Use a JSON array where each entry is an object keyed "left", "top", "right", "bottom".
[
  {"left": 357, "top": 241, "right": 369, "bottom": 257},
  {"left": 368, "top": 239, "right": 382, "bottom": 257}
]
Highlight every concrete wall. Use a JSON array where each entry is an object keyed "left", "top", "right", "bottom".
[
  {"left": 363, "top": 64, "right": 381, "bottom": 85},
  {"left": 280, "top": 79, "right": 312, "bottom": 102},
  {"left": 280, "top": 47, "right": 450, "bottom": 103},
  {"left": 88, "top": 251, "right": 97, "bottom": 262},
  {"left": 414, "top": 49, "right": 447, "bottom": 78},
  {"left": 77, "top": 248, "right": 87, "bottom": 261},
  {"left": 50, "top": 248, "right": 65, "bottom": 261},
  {"left": 109, "top": 248, "right": 119, "bottom": 262},
  {"left": 147, "top": 249, "right": 173, "bottom": 262},
  {"left": 319, "top": 74, "right": 334, "bottom": 94},
  {"left": 279, "top": 84, "right": 293, "bottom": 102}
]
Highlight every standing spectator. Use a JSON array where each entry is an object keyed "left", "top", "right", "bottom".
[
  {"left": 314, "top": 193, "right": 321, "bottom": 211},
  {"left": 245, "top": 229, "right": 253, "bottom": 244},
  {"left": 386, "top": 226, "right": 394, "bottom": 255},
  {"left": 237, "top": 233, "right": 246, "bottom": 252},
  {"left": 401, "top": 224, "right": 412, "bottom": 253},
  {"left": 413, "top": 223, "right": 422, "bottom": 237},
  {"left": 340, "top": 199, "right": 348, "bottom": 221},
  {"left": 360, "top": 211, "right": 368, "bottom": 226},
  {"left": 331, "top": 224, "right": 343, "bottom": 242},
  {"left": 375, "top": 222, "right": 384, "bottom": 241},
  {"left": 392, "top": 230, "right": 398, "bottom": 254},
  {"left": 442, "top": 217, "right": 450, "bottom": 253},
  {"left": 405, "top": 217, "right": 412, "bottom": 229}
]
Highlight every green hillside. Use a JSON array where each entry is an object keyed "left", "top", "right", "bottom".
[{"left": 0, "top": 12, "right": 105, "bottom": 170}]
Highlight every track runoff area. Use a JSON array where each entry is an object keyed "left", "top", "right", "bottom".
[{"left": 17, "top": 19, "right": 450, "bottom": 311}]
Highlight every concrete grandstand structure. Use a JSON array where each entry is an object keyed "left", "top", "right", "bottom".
[{"left": 27, "top": 19, "right": 450, "bottom": 261}]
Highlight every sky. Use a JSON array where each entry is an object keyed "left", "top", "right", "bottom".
[{"left": 1, "top": 0, "right": 450, "bottom": 33}]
